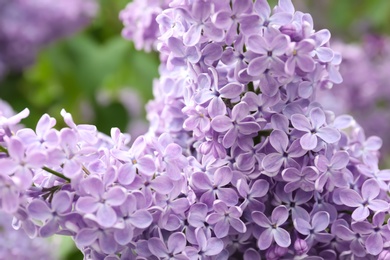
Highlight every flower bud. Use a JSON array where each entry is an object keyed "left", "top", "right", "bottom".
[{"left": 294, "top": 239, "right": 309, "bottom": 255}]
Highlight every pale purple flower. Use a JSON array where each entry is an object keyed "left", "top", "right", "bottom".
[
  {"left": 0, "top": 108, "right": 29, "bottom": 139},
  {"left": 183, "top": 227, "right": 224, "bottom": 259},
  {"left": 148, "top": 232, "right": 188, "bottom": 260},
  {"left": 282, "top": 165, "right": 318, "bottom": 192},
  {"left": 194, "top": 68, "right": 243, "bottom": 118},
  {"left": 16, "top": 114, "right": 59, "bottom": 150},
  {"left": 211, "top": 102, "right": 260, "bottom": 148},
  {"left": 182, "top": 0, "right": 224, "bottom": 46},
  {"left": 252, "top": 205, "right": 291, "bottom": 250},
  {"left": 212, "top": 0, "right": 251, "bottom": 44},
  {"left": 206, "top": 200, "right": 246, "bottom": 238},
  {"left": 363, "top": 212, "right": 390, "bottom": 256},
  {"left": 285, "top": 39, "right": 316, "bottom": 75},
  {"left": 75, "top": 177, "right": 126, "bottom": 228},
  {"left": 0, "top": 136, "right": 46, "bottom": 189},
  {"left": 27, "top": 190, "right": 73, "bottom": 237},
  {"left": 273, "top": 185, "right": 312, "bottom": 220},
  {"left": 357, "top": 158, "right": 390, "bottom": 191},
  {"left": 339, "top": 179, "right": 389, "bottom": 221},
  {"left": 111, "top": 135, "right": 156, "bottom": 182},
  {"left": 114, "top": 193, "right": 153, "bottom": 246},
  {"left": 333, "top": 219, "right": 368, "bottom": 257},
  {"left": 293, "top": 211, "right": 333, "bottom": 246},
  {"left": 237, "top": 178, "right": 269, "bottom": 214},
  {"left": 191, "top": 166, "right": 238, "bottom": 208},
  {"left": 261, "top": 129, "right": 306, "bottom": 176},
  {"left": 240, "top": 0, "right": 292, "bottom": 35},
  {"left": 314, "top": 150, "right": 349, "bottom": 192},
  {"left": 246, "top": 29, "right": 289, "bottom": 79},
  {"left": 291, "top": 107, "right": 340, "bottom": 150}
]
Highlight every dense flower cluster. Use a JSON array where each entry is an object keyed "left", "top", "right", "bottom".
[
  {"left": 317, "top": 35, "right": 390, "bottom": 156},
  {"left": 1, "top": 0, "right": 390, "bottom": 259},
  {"left": 0, "top": 210, "right": 56, "bottom": 259},
  {"left": 0, "top": 0, "right": 97, "bottom": 78}
]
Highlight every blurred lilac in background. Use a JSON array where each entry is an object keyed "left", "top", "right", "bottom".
[
  {"left": 0, "top": 210, "right": 56, "bottom": 259},
  {"left": 0, "top": 0, "right": 97, "bottom": 78},
  {"left": 318, "top": 35, "right": 390, "bottom": 157}
]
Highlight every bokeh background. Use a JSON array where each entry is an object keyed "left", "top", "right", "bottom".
[{"left": 0, "top": 0, "right": 389, "bottom": 259}]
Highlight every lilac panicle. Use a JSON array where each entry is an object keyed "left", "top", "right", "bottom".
[{"left": 1, "top": 0, "right": 390, "bottom": 259}]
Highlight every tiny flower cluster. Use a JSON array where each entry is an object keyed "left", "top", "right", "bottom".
[
  {"left": 0, "top": 0, "right": 97, "bottom": 78},
  {"left": 1, "top": 0, "right": 390, "bottom": 259}
]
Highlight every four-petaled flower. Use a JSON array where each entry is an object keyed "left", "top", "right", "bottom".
[{"left": 252, "top": 205, "right": 291, "bottom": 250}]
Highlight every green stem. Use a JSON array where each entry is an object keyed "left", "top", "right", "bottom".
[{"left": 42, "top": 167, "right": 71, "bottom": 182}]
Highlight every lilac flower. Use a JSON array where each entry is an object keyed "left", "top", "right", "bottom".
[
  {"left": 273, "top": 185, "right": 312, "bottom": 220},
  {"left": 293, "top": 211, "right": 333, "bottom": 246},
  {"left": 194, "top": 68, "right": 243, "bottom": 118},
  {"left": 183, "top": 105, "right": 211, "bottom": 138},
  {"left": 237, "top": 178, "right": 269, "bottom": 214},
  {"left": 261, "top": 129, "right": 305, "bottom": 176},
  {"left": 166, "top": 37, "right": 201, "bottom": 69},
  {"left": 75, "top": 177, "right": 126, "bottom": 228},
  {"left": 191, "top": 166, "right": 238, "bottom": 208},
  {"left": 212, "top": 0, "right": 251, "bottom": 44},
  {"left": 339, "top": 179, "right": 389, "bottom": 221},
  {"left": 183, "top": 227, "right": 224, "bottom": 259},
  {"left": 0, "top": 107, "right": 28, "bottom": 142},
  {"left": 182, "top": 0, "right": 224, "bottom": 46},
  {"left": 294, "top": 238, "right": 309, "bottom": 255},
  {"left": 16, "top": 114, "right": 59, "bottom": 150},
  {"left": 291, "top": 107, "right": 341, "bottom": 150},
  {"left": 206, "top": 200, "right": 246, "bottom": 238},
  {"left": 357, "top": 158, "right": 390, "bottom": 191},
  {"left": 314, "top": 150, "right": 349, "bottom": 192},
  {"left": 211, "top": 102, "right": 260, "bottom": 148},
  {"left": 246, "top": 29, "right": 289, "bottom": 79},
  {"left": 282, "top": 165, "right": 318, "bottom": 192},
  {"left": 27, "top": 190, "right": 73, "bottom": 237},
  {"left": 285, "top": 39, "right": 316, "bottom": 75},
  {"left": 114, "top": 193, "right": 153, "bottom": 246},
  {"left": 0, "top": 136, "right": 46, "bottom": 189},
  {"left": 363, "top": 212, "right": 390, "bottom": 256},
  {"left": 111, "top": 136, "right": 156, "bottom": 183},
  {"left": 333, "top": 219, "right": 368, "bottom": 257},
  {"left": 240, "top": 0, "right": 292, "bottom": 35},
  {"left": 252, "top": 205, "right": 291, "bottom": 250},
  {"left": 148, "top": 232, "right": 188, "bottom": 260}
]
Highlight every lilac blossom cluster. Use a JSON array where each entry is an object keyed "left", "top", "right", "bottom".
[
  {"left": 0, "top": 0, "right": 97, "bottom": 78},
  {"left": 317, "top": 35, "right": 390, "bottom": 157},
  {"left": 1, "top": 0, "right": 390, "bottom": 259},
  {"left": 0, "top": 210, "right": 56, "bottom": 259}
]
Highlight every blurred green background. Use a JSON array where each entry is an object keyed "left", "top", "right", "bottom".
[{"left": 0, "top": 0, "right": 389, "bottom": 259}]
